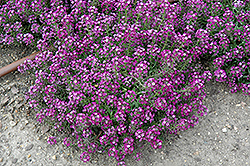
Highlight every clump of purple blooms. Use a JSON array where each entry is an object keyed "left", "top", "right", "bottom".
[{"left": 0, "top": 0, "right": 250, "bottom": 165}]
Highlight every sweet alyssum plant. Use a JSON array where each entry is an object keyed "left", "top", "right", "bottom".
[{"left": 0, "top": 0, "right": 249, "bottom": 165}]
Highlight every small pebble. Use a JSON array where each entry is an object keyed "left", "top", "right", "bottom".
[
  {"left": 1, "top": 97, "right": 9, "bottom": 105},
  {"left": 7, "top": 113, "right": 14, "bottom": 121},
  {"left": 25, "top": 144, "right": 34, "bottom": 151},
  {"left": 6, "top": 150, "right": 11, "bottom": 156},
  {"left": 52, "top": 155, "right": 57, "bottom": 160},
  {"left": 41, "top": 126, "right": 50, "bottom": 134},
  {"left": 20, "top": 126, "right": 24, "bottom": 130},
  {"left": 10, "top": 121, "right": 17, "bottom": 127},
  {"left": 12, "top": 158, "right": 18, "bottom": 164},
  {"left": 0, "top": 158, "right": 3, "bottom": 162},
  {"left": 16, "top": 103, "right": 24, "bottom": 109},
  {"left": 28, "top": 154, "right": 31, "bottom": 158},
  {"left": 11, "top": 87, "right": 19, "bottom": 94},
  {"left": 17, "top": 97, "right": 23, "bottom": 101},
  {"left": 227, "top": 125, "right": 232, "bottom": 129},
  {"left": 222, "top": 128, "right": 227, "bottom": 133}
]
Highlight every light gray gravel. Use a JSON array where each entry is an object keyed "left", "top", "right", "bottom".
[{"left": 0, "top": 44, "right": 250, "bottom": 166}]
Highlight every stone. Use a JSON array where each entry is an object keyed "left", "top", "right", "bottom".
[
  {"left": 227, "top": 124, "right": 232, "bottom": 129},
  {"left": 11, "top": 87, "right": 19, "bottom": 94},
  {"left": 0, "top": 135, "right": 8, "bottom": 143},
  {"left": 6, "top": 150, "right": 11, "bottom": 156},
  {"left": 41, "top": 126, "right": 50, "bottom": 134},
  {"left": 194, "top": 157, "right": 201, "bottom": 162},
  {"left": 25, "top": 144, "right": 34, "bottom": 151},
  {"left": 7, "top": 98, "right": 14, "bottom": 105},
  {"left": 0, "top": 158, "right": 3, "bottom": 162},
  {"left": 27, "top": 124, "right": 35, "bottom": 129},
  {"left": 17, "top": 97, "right": 24, "bottom": 102},
  {"left": 19, "top": 125, "right": 24, "bottom": 130},
  {"left": 9, "top": 121, "right": 17, "bottom": 127},
  {"left": 6, "top": 106, "right": 13, "bottom": 112},
  {"left": 1, "top": 97, "right": 9, "bottom": 105},
  {"left": 7, "top": 113, "right": 14, "bottom": 121},
  {"left": 52, "top": 155, "right": 57, "bottom": 160},
  {"left": 15, "top": 103, "right": 24, "bottom": 109},
  {"left": 62, "top": 154, "right": 69, "bottom": 160},
  {"left": 222, "top": 128, "right": 227, "bottom": 133},
  {"left": 34, "top": 127, "right": 39, "bottom": 133},
  {"left": 12, "top": 158, "right": 18, "bottom": 163}
]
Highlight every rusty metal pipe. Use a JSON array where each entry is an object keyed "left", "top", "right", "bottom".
[
  {"left": 0, "top": 50, "right": 42, "bottom": 78},
  {"left": 168, "top": 0, "right": 177, "bottom": 2},
  {"left": 0, "top": 46, "right": 55, "bottom": 78}
]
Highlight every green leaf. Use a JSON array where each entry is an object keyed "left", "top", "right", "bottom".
[{"left": 135, "top": 102, "right": 139, "bottom": 107}]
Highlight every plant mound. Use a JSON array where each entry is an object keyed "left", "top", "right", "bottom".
[{"left": 0, "top": 0, "right": 249, "bottom": 165}]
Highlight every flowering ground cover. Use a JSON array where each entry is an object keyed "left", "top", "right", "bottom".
[{"left": 0, "top": 0, "right": 249, "bottom": 165}]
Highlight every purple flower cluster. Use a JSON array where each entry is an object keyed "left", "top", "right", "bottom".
[
  {"left": 1, "top": 0, "right": 250, "bottom": 165},
  {"left": 47, "top": 136, "right": 57, "bottom": 145}
]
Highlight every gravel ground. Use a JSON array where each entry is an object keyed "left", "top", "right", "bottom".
[{"left": 0, "top": 44, "right": 250, "bottom": 166}]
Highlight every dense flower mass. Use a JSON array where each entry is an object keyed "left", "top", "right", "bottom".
[{"left": 0, "top": 0, "right": 250, "bottom": 165}]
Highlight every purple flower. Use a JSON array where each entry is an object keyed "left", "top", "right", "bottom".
[
  {"left": 134, "top": 153, "right": 142, "bottom": 161},
  {"left": 63, "top": 137, "right": 71, "bottom": 147},
  {"left": 108, "top": 147, "right": 118, "bottom": 157},
  {"left": 214, "top": 68, "right": 227, "bottom": 82},
  {"left": 135, "top": 129, "right": 145, "bottom": 142},
  {"left": 80, "top": 152, "right": 90, "bottom": 162},
  {"left": 47, "top": 136, "right": 57, "bottom": 145},
  {"left": 118, "top": 161, "right": 126, "bottom": 166}
]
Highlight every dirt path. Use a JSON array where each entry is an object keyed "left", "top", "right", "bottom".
[{"left": 0, "top": 45, "right": 250, "bottom": 166}]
